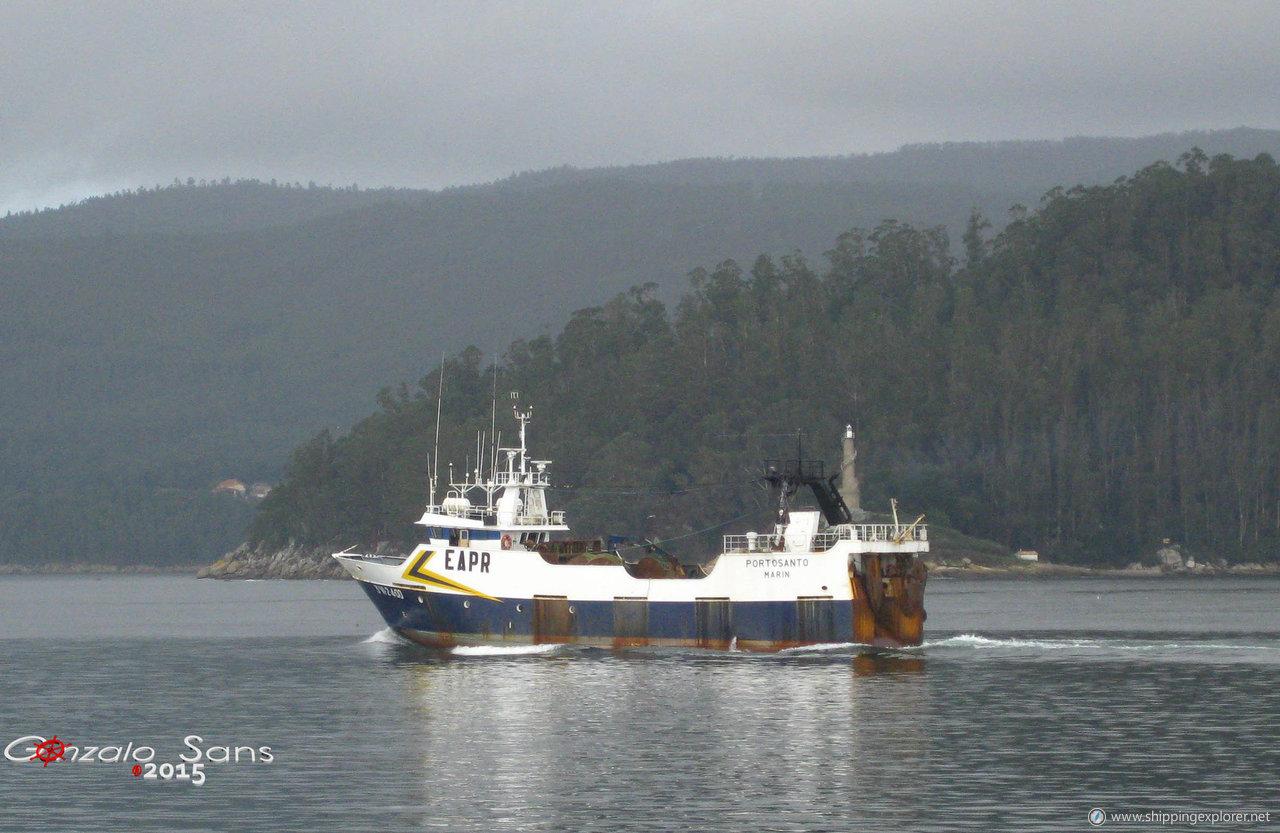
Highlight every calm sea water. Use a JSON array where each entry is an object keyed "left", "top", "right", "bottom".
[{"left": 2, "top": 574, "right": 1278, "bottom": 832}]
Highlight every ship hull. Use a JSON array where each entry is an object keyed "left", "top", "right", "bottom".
[{"left": 351, "top": 556, "right": 925, "bottom": 651}]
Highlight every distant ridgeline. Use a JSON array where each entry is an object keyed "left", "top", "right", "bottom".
[
  {"left": 253, "top": 150, "right": 1280, "bottom": 566},
  {"left": 4, "top": 135, "right": 1280, "bottom": 566}
]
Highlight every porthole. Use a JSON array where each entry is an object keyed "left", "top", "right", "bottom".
[
  {"left": 515, "top": 604, "right": 523, "bottom": 613},
  {"left": 463, "top": 600, "right": 471, "bottom": 609}
]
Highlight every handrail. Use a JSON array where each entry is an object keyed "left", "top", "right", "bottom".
[
  {"left": 722, "top": 533, "right": 787, "bottom": 553},
  {"left": 514, "top": 510, "right": 567, "bottom": 526},
  {"left": 723, "top": 523, "right": 928, "bottom": 553},
  {"left": 420, "top": 505, "right": 567, "bottom": 526},
  {"left": 425, "top": 503, "right": 489, "bottom": 521},
  {"left": 490, "top": 470, "right": 551, "bottom": 487}
]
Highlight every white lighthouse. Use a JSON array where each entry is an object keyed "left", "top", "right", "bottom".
[{"left": 840, "top": 425, "right": 867, "bottom": 521}]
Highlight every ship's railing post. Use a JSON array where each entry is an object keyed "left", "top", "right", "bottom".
[
  {"left": 843, "top": 523, "right": 928, "bottom": 542},
  {"left": 722, "top": 533, "right": 785, "bottom": 553},
  {"left": 724, "top": 525, "right": 926, "bottom": 552}
]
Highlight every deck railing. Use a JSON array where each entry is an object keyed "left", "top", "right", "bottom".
[
  {"left": 491, "top": 470, "right": 552, "bottom": 488},
  {"left": 723, "top": 523, "right": 928, "bottom": 553},
  {"left": 722, "top": 533, "right": 786, "bottom": 553},
  {"left": 429, "top": 503, "right": 489, "bottom": 521},
  {"left": 422, "top": 504, "right": 566, "bottom": 526},
  {"left": 515, "top": 510, "right": 566, "bottom": 526}
]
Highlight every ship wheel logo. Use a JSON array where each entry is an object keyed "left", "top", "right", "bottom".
[{"left": 31, "top": 736, "right": 66, "bottom": 767}]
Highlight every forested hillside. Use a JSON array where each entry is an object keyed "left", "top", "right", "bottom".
[
  {"left": 252, "top": 151, "right": 1280, "bottom": 566},
  {"left": 0, "top": 179, "right": 418, "bottom": 237},
  {"left": 4, "top": 132, "right": 1279, "bottom": 566}
]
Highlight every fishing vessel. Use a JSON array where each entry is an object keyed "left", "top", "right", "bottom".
[{"left": 334, "top": 396, "right": 928, "bottom": 650}]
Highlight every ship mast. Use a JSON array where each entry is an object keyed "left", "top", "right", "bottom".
[{"left": 511, "top": 391, "right": 532, "bottom": 478}]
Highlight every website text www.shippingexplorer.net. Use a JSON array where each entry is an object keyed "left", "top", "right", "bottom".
[{"left": 1088, "top": 808, "right": 1272, "bottom": 827}]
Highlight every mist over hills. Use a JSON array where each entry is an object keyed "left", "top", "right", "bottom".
[
  {"left": 3, "top": 128, "right": 1279, "bottom": 565},
  {"left": 499, "top": 127, "right": 1280, "bottom": 190},
  {"left": 8, "top": 127, "right": 1277, "bottom": 239}
]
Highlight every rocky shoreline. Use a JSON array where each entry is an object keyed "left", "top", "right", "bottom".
[
  {"left": 194, "top": 542, "right": 351, "bottom": 580},
  {"left": 5, "top": 549, "right": 1277, "bottom": 581},
  {"left": 0, "top": 563, "right": 194, "bottom": 576},
  {"left": 928, "top": 560, "right": 1280, "bottom": 579},
  {"left": 928, "top": 541, "right": 1280, "bottom": 578},
  {"left": 192, "top": 547, "right": 1279, "bottom": 581}
]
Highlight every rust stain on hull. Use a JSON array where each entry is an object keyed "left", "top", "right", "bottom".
[{"left": 851, "top": 553, "right": 927, "bottom": 648}]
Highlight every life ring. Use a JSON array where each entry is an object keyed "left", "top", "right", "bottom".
[{"left": 501, "top": 534, "right": 513, "bottom": 550}]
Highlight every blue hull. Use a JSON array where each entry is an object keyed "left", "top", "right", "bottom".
[{"left": 357, "top": 579, "right": 856, "bottom": 650}]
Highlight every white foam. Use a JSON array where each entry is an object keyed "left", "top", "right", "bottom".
[
  {"left": 778, "top": 642, "right": 858, "bottom": 655},
  {"left": 927, "top": 633, "right": 1050, "bottom": 648},
  {"left": 925, "top": 633, "right": 1280, "bottom": 655},
  {"left": 362, "top": 627, "right": 408, "bottom": 644},
  {"left": 926, "top": 633, "right": 1105, "bottom": 651},
  {"left": 449, "top": 643, "right": 561, "bottom": 657}
]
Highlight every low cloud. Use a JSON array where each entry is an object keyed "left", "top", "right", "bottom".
[{"left": 3, "top": 0, "right": 1278, "bottom": 213}]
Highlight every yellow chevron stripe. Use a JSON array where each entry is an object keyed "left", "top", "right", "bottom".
[{"left": 401, "top": 550, "right": 501, "bottom": 601}]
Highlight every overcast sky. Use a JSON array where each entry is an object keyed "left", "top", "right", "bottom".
[{"left": 4, "top": 0, "right": 1279, "bottom": 215}]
